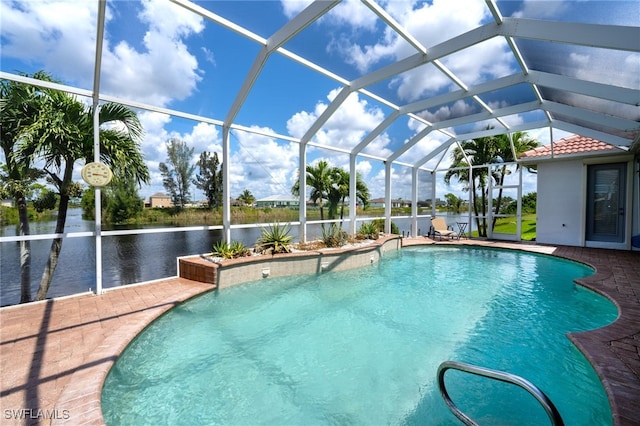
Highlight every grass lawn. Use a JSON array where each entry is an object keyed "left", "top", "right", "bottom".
[{"left": 470, "top": 214, "right": 537, "bottom": 241}]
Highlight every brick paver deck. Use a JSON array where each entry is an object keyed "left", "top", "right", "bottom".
[{"left": 0, "top": 240, "right": 638, "bottom": 425}]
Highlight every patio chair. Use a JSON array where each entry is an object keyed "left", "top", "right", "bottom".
[{"left": 429, "top": 217, "right": 458, "bottom": 240}]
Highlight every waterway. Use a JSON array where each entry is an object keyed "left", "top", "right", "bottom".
[{"left": 1, "top": 209, "right": 460, "bottom": 306}]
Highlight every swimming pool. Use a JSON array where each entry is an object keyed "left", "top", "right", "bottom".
[{"left": 102, "top": 246, "right": 617, "bottom": 425}]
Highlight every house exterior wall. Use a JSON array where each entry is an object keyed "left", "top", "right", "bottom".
[
  {"left": 536, "top": 155, "right": 638, "bottom": 250},
  {"left": 536, "top": 160, "right": 585, "bottom": 246},
  {"left": 150, "top": 195, "right": 172, "bottom": 208},
  {"left": 255, "top": 199, "right": 299, "bottom": 208}
]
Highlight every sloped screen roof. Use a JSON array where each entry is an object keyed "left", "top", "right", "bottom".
[{"left": 1, "top": 0, "right": 638, "bottom": 194}]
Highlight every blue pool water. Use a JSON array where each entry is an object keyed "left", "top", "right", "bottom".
[{"left": 102, "top": 247, "right": 617, "bottom": 425}]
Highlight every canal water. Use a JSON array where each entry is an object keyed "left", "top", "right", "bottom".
[
  {"left": 0, "top": 208, "right": 476, "bottom": 306},
  {"left": 0, "top": 209, "right": 466, "bottom": 306}
]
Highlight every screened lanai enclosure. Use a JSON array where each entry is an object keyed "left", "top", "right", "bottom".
[{"left": 1, "top": 0, "right": 639, "bottom": 302}]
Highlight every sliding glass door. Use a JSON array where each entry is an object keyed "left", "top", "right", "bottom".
[{"left": 586, "top": 163, "right": 626, "bottom": 243}]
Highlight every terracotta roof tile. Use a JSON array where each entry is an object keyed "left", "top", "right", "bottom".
[{"left": 520, "top": 135, "right": 621, "bottom": 159}]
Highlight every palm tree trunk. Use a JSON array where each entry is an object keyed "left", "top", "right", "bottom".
[
  {"left": 492, "top": 166, "right": 507, "bottom": 229},
  {"left": 471, "top": 179, "right": 482, "bottom": 235},
  {"left": 35, "top": 193, "right": 69, "bottom": 300},
  {"left": 35, "top": 162, "right": 73, "bottom": 301},
  {"left": 16, "top": 191, "right": 32, "bottom": 303},
  {"left": 480, "top": 181, "right": 488, "bottom": 237}
]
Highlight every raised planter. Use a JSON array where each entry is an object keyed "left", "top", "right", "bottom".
[{"left": 178, "top": 235, "right": 402, "bottom": 289}]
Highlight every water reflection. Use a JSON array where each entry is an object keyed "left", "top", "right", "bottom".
[{"left": 1, "top": 209, "right": 445, "bottom": 306}]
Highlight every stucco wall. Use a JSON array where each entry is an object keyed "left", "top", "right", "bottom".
[{"left": 536, "top": 160, "right": 584, "bottom": 246}]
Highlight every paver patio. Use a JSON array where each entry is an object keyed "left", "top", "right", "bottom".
[{"left": 0, "top": 240, "right": 638, "bottom": 425}]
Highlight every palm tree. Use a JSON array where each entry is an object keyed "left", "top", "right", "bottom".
[
  {"left": 18, "top": 86, "right": 149, "bottom": 301},
  {"left": 445, "top": 135, "right": 494, "bottom": 236},
  {"left": 444, "top": 130, "right": 539, "bottom": 237},
  {"left": 490, "top": 132, "right": 539, "bottom": 226},
  {"left": 291, "top": 160, "right": 333, "bottom": 221},
  {"left": 327, "top": 167, "right": 369, "bottom": 221},
  {"left": 0, "top": 71, "right": 54, "bottom": 303},
  {"left": 237, "top": 189, "right": 255, "bottom": 206}
]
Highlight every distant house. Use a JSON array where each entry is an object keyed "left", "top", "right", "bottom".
[
  {"left": 255, "top": 195, "right": 299, "bottom": 208},
  {"left": 147, "top": 192, "right": 172, "bottom": 208},
  {"left": 1, "top": 199, "right": 13, "bottom": 207},
  {"left": 369, "top": 198, "right": 411, "bottom": 208}
]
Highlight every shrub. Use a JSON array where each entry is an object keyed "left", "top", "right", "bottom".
[
  {"left": 256, "top": 222, "right": 293, "bottom": 254},
  {"left": 321, "top": 223, "right": 349, "bottom": 248},
  {"left": 212, "top": 240, "right": 251, "bottom": 259},
  {"left": 370, "top": 218, "right": 399, "bottom": 234},
  {"left": 357, "top": 222, "right": 379, "bottom": 240}
]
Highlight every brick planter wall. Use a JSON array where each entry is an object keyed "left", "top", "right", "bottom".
[{"left": 178, "top": 235, "right": 402, "bottom": 289}]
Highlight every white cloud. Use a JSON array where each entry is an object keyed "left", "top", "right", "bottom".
[
  {"left": 287, "top": 89, "right": 392, "bottom": 158},
  {"left": 329, "top": 0, "right": 378, "bottom": 30},
  {"left": 0, "top": 0, "right": 98, "bottom": 84},
  {"left": 418, "top": 99, "right": 478, "bottom": 123},
  {"left": 315, "top": 0, "right": 516, "bottom": 103},
  {"left": 280, "top": 0, "right": 314, "bottom": 19},
  {"left": 229, "top": 127, "right": 299, "bottom": 199},
  {"left": 100, "top": 0, "right": 203, "bottom": 106},
  {"left": 1, "top": 0, "right": 203, "bottom": 107},
  {"left": 512, "top": 0, "right": 571, "bottom": 19}
]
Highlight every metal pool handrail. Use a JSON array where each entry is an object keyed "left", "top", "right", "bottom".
[{"left": 437, "top": 360, "right": 564, "bottom": 426}]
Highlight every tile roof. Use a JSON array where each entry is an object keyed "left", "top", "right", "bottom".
[{"left": 519, "top": 135, "right": 624, "bottom": 159}]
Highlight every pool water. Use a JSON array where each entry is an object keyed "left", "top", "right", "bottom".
[{"left": 102, "top": 246, "right": 617, "bottom": 425}]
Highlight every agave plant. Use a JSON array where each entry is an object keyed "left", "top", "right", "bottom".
[
  {"left": 321, "top": 223, "right": 349, "bottom": 247},
  {"left": 212, "top": 240, "right": 250, "bottom": 259},
  {"left": 357, "top": 222, "right": 379, "bottom": 240},
  {"left": 256, "top": 223, "right": 293, "bottom": 254},
  {"left": 370, "top": 218, "right": 399, "bottom": 234}
]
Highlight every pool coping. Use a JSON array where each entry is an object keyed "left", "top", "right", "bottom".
[{"left": 0, "top": 238, "right": 638, "bottom": 425}]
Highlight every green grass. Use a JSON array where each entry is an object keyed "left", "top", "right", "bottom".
[{"left": 470, "top": 214, "right": 536, "bottom": 241}]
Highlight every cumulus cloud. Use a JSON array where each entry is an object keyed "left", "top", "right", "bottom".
[
  {"left": 511, "top": 0, "right": 571, "bottom": 19},
  {"left": 229, "top": 127, "right": 299, "bottom": 199},
  {"left": 1, "top": 0, "right": 203, "bottom": 107},
  {"left": 286, "top": 88, "right": 392, "bottom": 158},
  {"left": 0, "top": 0, "right": 98, "bottom": 85},
  {"left": 100, "top": 0, "right": 203, "bottom": 106}
]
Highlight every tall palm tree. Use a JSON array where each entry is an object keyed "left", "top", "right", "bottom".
[
  {"left": 490, "top": 131, "right": 539, "bottom": 226},
  {"left": 327, "top": 167, "right": 369, "bottom": 221},
  {"left": 18, "top": 87, "right": 149, "bottom": 301},
  {"left": 444, "top": 130, "right": 539, "bottom": 237},
  {"left": 445, "top": 135, "right": 495, "bottom": 236},
  {"left": 0, "top": 71, "right": 53, "bottom": 303},
  {"left": 291, "top": 160, "right": 333, "bottom": 221}
]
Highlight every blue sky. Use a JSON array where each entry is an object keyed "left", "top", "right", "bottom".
[{"left": 2, "top": 0, "right": 638, "bottom": 202}]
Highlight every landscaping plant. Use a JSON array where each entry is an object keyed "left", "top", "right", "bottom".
[{"left": 256, "top": 223, "right": 294, "bottom": 254}]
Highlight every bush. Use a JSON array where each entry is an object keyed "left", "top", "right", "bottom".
[
  {"left": 256, "top": 222, "right": 293, "bottom": 254},
  {"left": 321, "top": 223, "right": 349, "bottom": 248},
  {"left": 357, "top": 222, "right": 379, "bottom": 240},
  {"left": 212, "top": 240, "right": 251, "bottom": 259},
  {"left": 370, "top": 218, "right": 399, "bottom": 234}
]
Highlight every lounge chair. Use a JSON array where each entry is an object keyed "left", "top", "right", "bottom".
[{"left": 429, "top": 217, "right": 458, "bottom": 240}]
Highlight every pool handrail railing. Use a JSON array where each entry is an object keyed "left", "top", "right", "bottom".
[{"left": 437, "top": 360, "right": 564, "bottom": 426}]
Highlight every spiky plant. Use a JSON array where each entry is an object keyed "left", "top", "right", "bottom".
[
  {"left": 321, "top": 223, "right": 349, "bottom": 248},
  {"left": 357, "top": 222, "right": 379, "bottom": 240},
  {"left": 256, "top": 223, "right": 293, "bottom": 254},
  {"left": 212, "top": 240, "right": 250, "bottom": 259}
]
